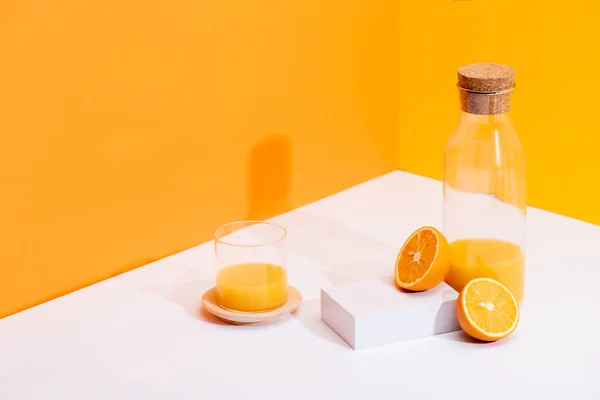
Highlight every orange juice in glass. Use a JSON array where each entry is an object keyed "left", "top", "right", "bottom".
[{"left": 214, "top": 221, "right": 288, "bottom": 312}]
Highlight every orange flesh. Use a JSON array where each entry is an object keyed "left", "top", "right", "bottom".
[
  {"left": 463, "top": 278, "right": 518, "bottom": 335},
  {"left": 396, "top": 229, "right": 438, "bottom": 284}
]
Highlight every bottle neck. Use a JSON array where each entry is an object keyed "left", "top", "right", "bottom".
[
  {"left": 459, "top": 110, "right": 511, "bottom": 125},
  {"left": 458, "top": 87, "right": 513, "bottom": 116}
]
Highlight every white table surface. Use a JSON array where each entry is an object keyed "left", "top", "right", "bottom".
[{"left": 1, "top": 171, "right": 599, "bottom": 400}]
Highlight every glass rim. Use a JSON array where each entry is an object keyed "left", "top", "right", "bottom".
[{"left": 214, "top": 220, "right": 287, "bottom": 248}]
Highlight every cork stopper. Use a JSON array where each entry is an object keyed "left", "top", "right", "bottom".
[{"left": 457, "top": 63, "right": 515, "bottom": 115}]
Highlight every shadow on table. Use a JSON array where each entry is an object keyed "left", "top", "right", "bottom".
[
  {"left": 438, "top": 330, "right": 480, "bottom": 344},
  {"left": 438, "top": 329, "right": 517, "bottom": 347},
  {"left": 273, "top": 211, "right": 398, "bottom": 285},
  {"left": 165, "top": 280, "right": 228, "bottom": 325},
  {"left": 292, "top": 297, "right": 350, "bottom": 349}
]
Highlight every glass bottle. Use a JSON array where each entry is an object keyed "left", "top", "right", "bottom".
[{"left": 443, "top": 63, "right": 526, "bottom": 304}]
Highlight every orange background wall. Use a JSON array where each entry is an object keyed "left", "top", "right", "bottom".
[
  {"left": 0, "top": 1, "right": 399, "bottom": 318},
  {"left": 397, "top": 0, "right": 600, "bottom": 225},
  {"left": 4, "top": 0, "right": 599, "bottom": 319}
]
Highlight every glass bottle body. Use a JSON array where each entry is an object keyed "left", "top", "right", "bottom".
[{"left": 443, "top": 110, "right": 526, "bottom": 304}]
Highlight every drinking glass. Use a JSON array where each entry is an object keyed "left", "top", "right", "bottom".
[{"left": 214, "top": 221, "right": 288, "bottom": 312}]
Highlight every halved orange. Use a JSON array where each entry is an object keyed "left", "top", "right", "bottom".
[
  {"left": 456, "top": 277, "right": 520, "bottom": 342},
  {"left": 394, "top": 226, "right": 450, "bottom": 291}
]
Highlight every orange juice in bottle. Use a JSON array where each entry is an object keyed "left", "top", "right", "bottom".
[{"left": 443, "top": 63, "right": 526, "bottom": 304}]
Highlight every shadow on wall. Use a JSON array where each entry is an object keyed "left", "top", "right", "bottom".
[
  {"left": 247, "top": 134, "right": 293, "bottom": 221},
  {"left": 112, "top": 134, "right": 292, "bottom": 280}
]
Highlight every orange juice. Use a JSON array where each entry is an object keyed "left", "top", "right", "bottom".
[
  {"left": 216, "top": 262, "right": 288, "bottom": 312},
  {"left": 446, "top": 238, "right": 524, "bottom": 304}
]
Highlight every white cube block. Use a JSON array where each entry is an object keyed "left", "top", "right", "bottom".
[{"left": 321, "top": 276, "right": 460, "bottom": 350}]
